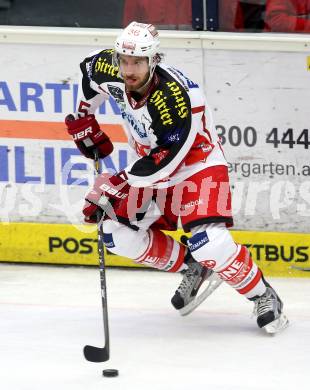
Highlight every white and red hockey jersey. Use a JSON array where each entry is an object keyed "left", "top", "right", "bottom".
[{"left": 76, "top": 49, "right": 227, "bottom": 189}]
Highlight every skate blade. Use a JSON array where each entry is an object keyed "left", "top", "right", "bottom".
[
  {"left": 179, "top": 275, "right": 223, "bottom": 316},
  {"left": 263, "top": 314, "right": 289, "bottom": 334}
]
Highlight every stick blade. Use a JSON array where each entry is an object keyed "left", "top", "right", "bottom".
[{"left": 83, "top": 345, "right": 109, "bottom": 362}]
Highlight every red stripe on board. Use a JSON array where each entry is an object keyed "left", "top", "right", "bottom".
[{"left": 0, "top": 120, "right": 127, "bottom": 142}]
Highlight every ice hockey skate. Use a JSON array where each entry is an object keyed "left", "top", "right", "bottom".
[
  {"left": 253, "top": 286, "right": 289, "bottom": 334},
  {"left": 171, "top": 259, "right": 223, "bottom": 316}
]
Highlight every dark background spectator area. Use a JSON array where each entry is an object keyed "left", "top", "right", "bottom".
[
  {"left": 0, "top": 0, "right": 191, "bottom": 29},
  {"left": 123, "top": 0, "right": 192, "bottom": 30},
  {"left": 0, "top": 0, "right": 309, "bottom": 33},
  {"left": 0, "top": 0, "right": 263, "bottom": 32},
  {"left": 219, "top": 0, "right": 266, "bottom": 32},
  {"left": 0, "top": 0, "right": 125, "bottom": 28}
]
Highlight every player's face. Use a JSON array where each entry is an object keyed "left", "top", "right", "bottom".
[{"left": 119, "top": 55, "right": 150, "bottom": 91}]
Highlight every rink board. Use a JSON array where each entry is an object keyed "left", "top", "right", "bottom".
[
  {"left": 1, "top": 33, "right": 310, "bottom": 234},
  {"left": 0, "top": 222, "right": 309, "bottom": 278}
]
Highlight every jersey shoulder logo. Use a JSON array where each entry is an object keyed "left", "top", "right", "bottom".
[
  {"left": 93, "top": 50, "right": 121, "bottom": 81},
  {"left": 148, "top": 74, "right": 191, "bottom": 127},
  {"left": 107, "top": 84, "right": 124, "bottom": 101},
  {"left": 149, "top": 89, "right": 173, "bottom": 126},
  {"left": 166, "top": 81, "right": 189, "bottom": 119}
]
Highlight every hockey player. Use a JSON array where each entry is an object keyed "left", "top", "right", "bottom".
[{"left": 66, "top": 21, "right": 288, "bottom": 334}]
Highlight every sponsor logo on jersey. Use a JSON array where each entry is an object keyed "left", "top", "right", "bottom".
[
  {"left": 103, "top": 233, "right": 115, "bottom": 248},
  {"left": 168, "top": 133, "right": 180, "bottom": 143},
  {"left": 188, "top": 232, "right": 209, "bottom": 252},
  {"left": 166, "top": 81, "right": 189, "bottom": 119},
  {"left": 95, "top": 56, "right": 119, "bottom": 77},
  {"left": 86, "top": 54, "right": 100, "bottom": 80},
  {"left": 152, "top": 149, "right": 170, "bottom": 165},
  {"left": 107, "top": 84, "right": 124, "bottom": 102},
  {"left": 161, "top": 129, "right": 182, "bottom": 145},
  {"left": 149, "top": 90, "right": 173, "bottom": 126},
  {"left": 202, "top": 144, "right": 213, "bottom": 153},
  {"left": 122, "top": 111, "right": 147, "bottom": 138}
]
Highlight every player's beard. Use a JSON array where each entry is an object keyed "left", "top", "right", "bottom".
[{"left": 124, "top": 71, "right": 151, "bottom": 93}]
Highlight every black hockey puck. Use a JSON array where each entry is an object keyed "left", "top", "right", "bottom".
[{"left": 102, "top": 369, "right": 119, "bottom": 377}]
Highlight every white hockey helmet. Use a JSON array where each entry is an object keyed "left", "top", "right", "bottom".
[{"left": 114, "top": 21, "right": 161, "bottom": 73}]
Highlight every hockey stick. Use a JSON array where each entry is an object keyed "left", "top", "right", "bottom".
[{"left": 83, "top": 149, "right": 110, "bottom": 363}]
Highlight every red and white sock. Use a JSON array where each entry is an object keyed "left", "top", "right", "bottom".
[
  {"left": 135, "top": 229, "right": 187, "bottom": 272},
  {"left": 216, "top": 245, "right": 266, "bottom": 299}
]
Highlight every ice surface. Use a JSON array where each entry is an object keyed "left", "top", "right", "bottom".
[{"left": 0, "top": 263, "right": 309, "bottom": 390}]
